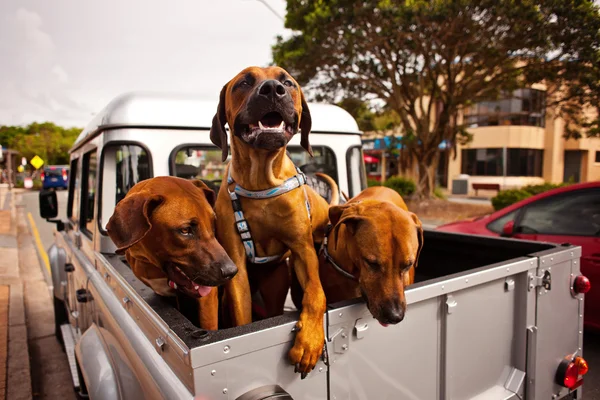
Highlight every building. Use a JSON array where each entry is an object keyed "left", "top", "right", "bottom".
[{"left": 363, "top": 87, "right": 600, "bottom": 193}]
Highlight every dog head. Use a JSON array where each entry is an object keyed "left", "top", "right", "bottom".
[
  {"left": 210, "top": 66, "right": 312, "bottom": 162},
  {"left": 106, "top": 176, "right": 238, "bottom": 298},
  {"left": 329, "top": 200, "right": 423, "bottom": 326}
]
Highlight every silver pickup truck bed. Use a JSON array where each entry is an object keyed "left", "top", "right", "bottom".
[{"left": 66, "top": 229, "right": 583, "bottom": 400}]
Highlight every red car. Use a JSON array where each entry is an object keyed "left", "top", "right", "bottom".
[{"left": 437, "top": 181, "right": 600, "bottom": 330}]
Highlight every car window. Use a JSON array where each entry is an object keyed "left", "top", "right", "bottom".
[
  {"left": 517, "top": 189, "right": 600, "bottom": 236},
  {"left": 171, "top": 147, "right": 229, "bottom": 192},
  {"left": 487, "top": 210, "right": 518, "bottom": 234},
  {"left": 287, "top": 145, "right": 338, "bottom": 184},
  {"left": 67, "top": 159, "right": 79, "bottom": 221},
  {"left": 100, "top": 144, "right": 152, "bottom": 230},
  {"left": 80, "top": 150, "right": 98, "bottom": 236}
]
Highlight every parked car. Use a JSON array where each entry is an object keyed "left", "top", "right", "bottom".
[
  {"left": 41, "top": 165, "right": 69, "bottom": 190},
  {"left": 437, "top": 181, "right": 599, "bottom": 330},
  {"left": 38, "top": 92, "right": 588, "bottom": 399}
]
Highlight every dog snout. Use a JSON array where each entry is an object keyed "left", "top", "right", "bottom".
[
  {"left": 258, "top": 80, "right": 287, "bottom": 100},
  {"left": 380, "top": 302, "right": 405, "bottom": 325},
  {"left": 218, "top": 259, "right": 238, "bottom": 280}
]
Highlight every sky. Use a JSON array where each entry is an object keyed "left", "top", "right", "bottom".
[{"left": 0, "top": 0, "right": 290, "bottom": 128}]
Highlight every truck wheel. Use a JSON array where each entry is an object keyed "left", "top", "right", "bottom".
[
  {"left": 54, "top": 296, "right": 69, "bottom": 349},
  {"left": 236, "top": 385, "right": 293, "bottom": 400}
]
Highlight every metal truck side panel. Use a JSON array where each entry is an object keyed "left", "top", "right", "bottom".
[
  {"left": 528, "top": 246, "right": 583, "bottom": 399},
  {"left": 193, "top": 341, "right": 328, "bottom": 399}
]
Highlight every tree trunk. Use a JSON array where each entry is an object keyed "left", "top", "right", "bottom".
[{"left": 415, "top": 155, "right": 438, "bottom": 199}]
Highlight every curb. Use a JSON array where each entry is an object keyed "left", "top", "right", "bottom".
[{"left": 1, "top": 190, "right": 33, "bottom": 400}]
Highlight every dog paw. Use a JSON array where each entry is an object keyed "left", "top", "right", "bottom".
[{"left": 288, "top": 324, "right": 324, "bottom": 375}]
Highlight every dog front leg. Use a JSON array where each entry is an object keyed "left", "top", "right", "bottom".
[{"left": 287, "top": 244, "right": 326, "bottom": 375}]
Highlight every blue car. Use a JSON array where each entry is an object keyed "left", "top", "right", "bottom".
[{"left": 41, "top": 165, "right": 69, "bottom": 190}]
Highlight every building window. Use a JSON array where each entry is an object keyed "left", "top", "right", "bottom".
[
  {"left": 461, "top": 148, "right": 503, "bottom": 176},
  {"left": 461, "top": 148, "right": 543, "bottom": 177},
  {"left": 507, "top": 149, "right": 543, "bottom": 177},
  {"left": 464, "top": 89, "right": 546, "bottom": 128},
  {"left": 595, "top": 151, "right": 600, "bottom": 163}
]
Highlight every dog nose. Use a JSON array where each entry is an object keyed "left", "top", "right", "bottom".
[
  {"left": 258, "top": 80, "right": 287, "bottom": 100},
  {"left": 380, "top": 303, "right": 405, "bottom": 325},
  {"left": 219, "top": 260, "right": 238, "bottom": 280}
]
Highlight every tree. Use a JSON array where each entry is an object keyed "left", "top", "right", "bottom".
[
  {"left": 273, "top": 0, "right": 600, "bottom": 198},
  {"left": 0, "top": 123, "right": 82, "bottom": 168}
]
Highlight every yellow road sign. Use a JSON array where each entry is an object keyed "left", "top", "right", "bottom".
[{"left": 30, "top": 155, "right": 44, "bottom": 170}]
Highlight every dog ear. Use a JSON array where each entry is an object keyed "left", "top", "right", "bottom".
[
  {"left": 210, "top": 83, "right": 230, "bottom": 162},
  {"left": 410, "top": 213, "right": 424, "bottom": 269},
  {"left": 106, "top": 193, "right": 164, "bottom": 255},
  {"left": 190, "top": 179, "right": 217, "bottom": 208},
  {"left": 299, "top": 89, "right": 313, "bottom": 156}
]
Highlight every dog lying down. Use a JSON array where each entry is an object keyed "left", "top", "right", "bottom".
[{"left": 106, "top": 176, "right": 238, "bottom": 329}]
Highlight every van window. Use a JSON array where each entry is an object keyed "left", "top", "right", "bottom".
[
  {"left": 288, "top": 146, "right": 338, "bottom": 184},
  {"left": 67, "top": 158, "right": 79, "bottom": 221},
  {"left": 346, "top": 146, "right": 367, "bottom": 197},
  {"left": 81, "top": 150, "right": 98, "bottom": 236},
  {"left": 171, "top": 147, "right": 229, "bottom": 192},
  {"left": 100, "top": 144, "right": 152, "bottom": 230}
]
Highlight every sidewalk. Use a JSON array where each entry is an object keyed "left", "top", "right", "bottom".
[{"left": 0, "top": 188, "right": 32, "bottom": 400}]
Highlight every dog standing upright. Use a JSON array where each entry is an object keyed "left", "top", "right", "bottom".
[
  {"left": 210, "top": 66, "right": 331, "bottom": 375},
  {"left": 106, "top": 176, "right": 238, "bottom": 330}
]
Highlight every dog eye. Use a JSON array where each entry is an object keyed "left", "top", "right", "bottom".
[
  {"left": 283, "top": 80, "right": 294, "bottom": 87},
  {"left": 179, "top": 227, "right": 193, "bottom": 236},
  {"left": 240, "top": 80, "right": 250, "bottom": 87},
  {"left": 364, "top": 258, "right": 380, "bottom": 270}
]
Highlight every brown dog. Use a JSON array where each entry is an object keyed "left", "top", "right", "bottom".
[
  {"left": 210, "top": 66, "right": 331, "bottom": 375},
  {"left": 295, "top": 186, "right": 423, "bottom": 327},
  {"left": 106, "top": 176, "right": 238, "bottom": 330}
]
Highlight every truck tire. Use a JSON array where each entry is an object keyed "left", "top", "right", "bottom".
[{"left": 54, "top": 296, "right": 69, "bottom": 349}]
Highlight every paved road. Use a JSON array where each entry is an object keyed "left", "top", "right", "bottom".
[{"left": 20, "top": 190, "right": 600, "bottom": 398}]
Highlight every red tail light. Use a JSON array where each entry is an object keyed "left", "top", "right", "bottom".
[
  {"left": 573, "top": 275, "right": 591, "bottom": 294},
  {"left": 62, "top": 169, "right": 67, "bottom": 181},
  {"left": 556, "top": 355, "right": 588, "bottom": 389},
  {"left": 40, "top": 172, "right": 45, "bottom": 181}
]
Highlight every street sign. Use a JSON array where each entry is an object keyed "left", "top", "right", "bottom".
[
  {"left": 24, "top": 177, "right": 33, "bottom": 189},
  {"left": 21, "top": 157, "right": 26, "bottom": 166},
  {"left": 30, "top": 155, "right": 44, "bottom": 170}
]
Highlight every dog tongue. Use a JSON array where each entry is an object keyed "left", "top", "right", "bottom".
[
  {"left": 197, "top": 285, "right": 212, "bottom": 297},
  {"left": 379, "top": 322, "right": 389, "bottom": 328}
]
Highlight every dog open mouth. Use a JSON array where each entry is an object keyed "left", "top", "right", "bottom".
[
  {"left": 238, "top": 111, "right": 296, "bottom": 147},
  {"left": 165, "top": 265, "right": 214, "bottom": 298}
]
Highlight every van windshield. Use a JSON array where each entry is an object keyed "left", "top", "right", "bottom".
[{"left": 170, "top": 145, "right": 339, "bottom": 193}]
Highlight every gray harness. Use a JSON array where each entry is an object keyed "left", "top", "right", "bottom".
[
  {"left": 319, "top": 223, "right": 358, "bottom": 281},
  {"left": 227, "top": 167, "right": 311, "bottom": 264}
]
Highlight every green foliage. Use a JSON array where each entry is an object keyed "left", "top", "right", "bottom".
[
  {"left": 0, "top": 123, "right": 82, "bottom": 169},
  {"left": 383, "top": 176, "right": 416, "bottom": 197},
  {"left": 433, "top": 186, "right": 446, "bottom": 200},
  {"left": 274, "top": 0, "right": 600, "bottom": 198},
  {"left": 491, "top": 189, "right": 532, "bottom": 211},
  {"left": 521, "top": 183, "right": 566, "bottom": 196},
  {"left": 337, "top": 98, "right": 402, "bottom": 132},
  {"left": 367, "top": 178, "right": 381, "bottom": 187},
  {"left": 491, "top": 182, "right": 568, "bottom": 210}
]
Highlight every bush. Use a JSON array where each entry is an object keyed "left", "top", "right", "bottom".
[
  {"left": 367, "top": 178, "right": 381, "bottom": 187},
  {"left": 521, "top": 182, "right": 565, "bottom": 196},
  {"left": 491, "top": 189, "right": 532, "bottom": 211},
  {"left": 383, "top": 176, "right": 416, "bottom": 197},
  {"left": 433, "top": 186, "right": 446, "bottom": 200}
]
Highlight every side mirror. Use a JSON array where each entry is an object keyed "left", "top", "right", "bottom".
[
  {"left": 501, "top": 220, "right": 515, "bottom": 237},
  {"left": 39, "top": 189, "right": 58, "bottom": 219}
]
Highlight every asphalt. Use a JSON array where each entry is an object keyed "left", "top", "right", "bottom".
[{"left": 16, "top": 190, "right": 600, "bottom": 399}]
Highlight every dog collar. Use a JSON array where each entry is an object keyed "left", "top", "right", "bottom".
[
  {"left": 320, "top": 224, "right": 358, "bottom": 281},
  {"left": 227, "top": 166, "right": 311, "bottom": 265},
  {"left": 227, "top": 167, "right": 308, "bottom": 199}
]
